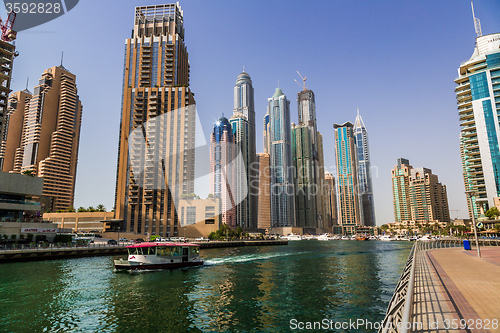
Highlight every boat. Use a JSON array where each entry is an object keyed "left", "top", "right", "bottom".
[
  {"left": 114, "top": 242, "right": 204, "bottom": 270},
  {"left": 316, "top": 234, "right": 332, "bottom": 241},
  {"left": 379, "top": 235, "right": 395, "bottom": 241},
  {"left": 285, "top": 233, "right": 303, "bottom": 241},
  {"left": 355, "top": 235, "right": 369, "bottom": 241}
]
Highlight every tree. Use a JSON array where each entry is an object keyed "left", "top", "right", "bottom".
[
  {"left": 96, "top": 204, "right": 106, "bottom": 212},
  {"left": 87, "top": 206, "right": 96, "bottom": 212},
  {"left": 485, "top": 207, "right": 500, "bottom": 220},
  {"left": 236, "top": 226, "right": 243, "bottom": 237},
  {"left": 207, "top": 193, "right": 214, "bottom": 199},
  {"left": 494, "top": 223, "right": 500, "bottom": 232},
  {"left": 77, "top": 207, "right": 86, "bottom": 212},
  {"left": 22, "top": 170, "right": 35, "bottom": 177},
  {"left": 181, "top": 193, "right": 200, "bottom": 200},
  {"left": 65, "top": 206, "right": 76, "bottom": 213}
]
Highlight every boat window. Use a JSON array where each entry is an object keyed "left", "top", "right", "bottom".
[
  {"left": 131, "top": 247, "right": 143, "bottom": 255},
  {"left": 189, "top": 247, "right": 199, "bottom": 255},
  {"left": 172, "top": 247, "right": 182, "bottom": 256},
  {"left": 157, "top": 247, "right": 172, "bottom": 256},
  {"left": 147, "top": 247, "right": 156, "bottom": 255}
]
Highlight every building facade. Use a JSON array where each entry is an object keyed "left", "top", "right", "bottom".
[
  {"left": 353, "top": 110, "right": 376, "bottom": 226},
  {"left": 0, "top": 38, "right": 17, "bottom": 159},
  {"left": 0, "top": 66, "right": 82, "bottom": 211},
  {"left": 229, "top": 112, "right": 251, "bottom": 229},
  {"left": 114, "top": 4, "right": 196, "bottom": 237},
  {"left": 209, "top": 116, "right": 235, "bottom": 227},
  {"left": 324, "top": 171, "right": 338, "bottom": 227},
  {"left": 456, "top": 31, "right": 500, "bottom": 218},
  {"left": 334, "top": 122, "right": 360, "bottom": 234},
  {"left": 392, "top": 158, "right": 450, "bottom": 223},
  {"left": 269, "top": 88, "right": 295, "bottom": 227},
  {"left": 256, "top": 152, "right": 271, "bottom": 230}
]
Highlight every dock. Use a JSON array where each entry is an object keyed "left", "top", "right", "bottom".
[
  {"left": 0, "top": 239, "right": 288, "bottom": 263},
  {"left": 380, "top": 240, "right": 500, "bottom": 333}
]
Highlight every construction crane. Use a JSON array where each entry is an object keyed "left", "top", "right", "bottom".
[
  {"left": 294, "top": 71, "right": 307, "bottom": 91},
  {"left": 0, "top": 12, "right": 17, "bottom": 42}
]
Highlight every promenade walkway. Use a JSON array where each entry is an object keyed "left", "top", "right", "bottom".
[{"left": 412, "top": 246, "right": 500, "bottom": 333}]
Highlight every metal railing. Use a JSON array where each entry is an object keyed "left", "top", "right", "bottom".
[
  {"left": 0, "top": 242, "right": 128, "bottom": 252},
  {"left": 379, "top": 239, "right": 500, "bottom": 333}
]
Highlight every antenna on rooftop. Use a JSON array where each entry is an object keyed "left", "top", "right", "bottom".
[
  {"left": 294, "top": 71, "right": 307, "bottom": 91},
  {"left": 60, "top": 51, "right": 63, "bottom": 66},
  {"left": 471, "top": 1, "right": 482, "bottom": 37},
  {"left": 25, "top": 77, "right": 29, "bottom": 90}
]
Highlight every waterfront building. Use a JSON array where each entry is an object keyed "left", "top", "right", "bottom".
[
  {"left": 0, "top": 38, "right": 17, "bottom": 166},
  {"left": 456, "top": 22, "right": 500, "bottom": 218},
  {"left": 0, "top": 171, "right": 42, "bottom": 220},
  {"left": 1, "top": 66, "right": 82, "bottom": 211},
  {"left": 392, "top": 158, "right": 450, "bottom": 223},
  {"left": 324, "top": 171, "right": 338, "bottom": 227},
  {"left": 233, "top": 71, "right": 257, "bottom": 230},
  {"left": 334, "top": 122, "right": 360, "bottom": 234},
  {"left": 229, "top": 112, "right": 251, "bottom": 229},
  {"left": 209, "top": 115, "right": 235, "bottom": 227},
  {"left": 353, "top": 110, "right": 376, "bottom": 226},
  {"left": 256, "top": 152, "right": 271, "bottom": 230},
  {"left": 114, "top": 4, "right": 196, "bottom": 237},
  {"left": 291, "top": 123, "right": 316, "bottom": 229},
  {"left": 268, "top": 88, "right": 295, "bottom": 227}
]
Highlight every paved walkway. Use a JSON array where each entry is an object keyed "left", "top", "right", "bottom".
[{"left": 412, "top": 247, "right": 500, "bottom": 333}]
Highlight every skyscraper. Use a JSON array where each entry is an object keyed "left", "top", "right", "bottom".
[
  {"left": 256, "top": 152, "right": 271, "bottom": 230},
  {"left": 0, "top": 37, "right": 17, "bottom": 163},
  {"left": 456, "top": 22, "right": 500, "bottom": 217},
  {"left": 263, "top": 113, "right": 270, "bottom": 154},
  {"left": 232, "top": 71, "right": 257, "bottom": 230},
  {"left": 334, "top": 122, "right": 360, "bottom": 234},
  {"left": 392, "top": 158, "right": 450, "bottom": 223},
  {"left": 229, "top": 112, "right": 251, "bottom": 229},
  {"left": 324, "top": 171, "right": 338, "bottom": 227},
  {"left": 1, "top": 66, "right": 82, "bottom": 211},
  {"left": 114, "top": 4, "right": 196, "bottom": 237},
  {"left": 209, "top": 116, "right": 235, "bottom": 227},
  {"left": 269, "top": 88, "right": 295, "bottom": 227},
  {"left": 353, "top": 110, "right": 376, "bottom": 226}
]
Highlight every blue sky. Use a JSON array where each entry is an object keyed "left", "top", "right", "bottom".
[{"left": 4, "top": 0, "right": 500, "bottom": 224}]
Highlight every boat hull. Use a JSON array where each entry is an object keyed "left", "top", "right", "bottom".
[{"left": 115, "top": 260, "right": 204, "bottom": 271}]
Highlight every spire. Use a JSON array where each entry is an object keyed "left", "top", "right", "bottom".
[
  {"left": 354, "top": 108, "right": 365, "bottom": 129},
  {"left": 471, "top": 1, "right": 482, "bottom": 37}
]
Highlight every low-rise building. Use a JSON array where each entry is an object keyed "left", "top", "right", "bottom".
[{"left": 43, "top": 211, "right": 116, "bottom": 232}]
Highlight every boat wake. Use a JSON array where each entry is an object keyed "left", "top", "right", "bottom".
[{"left": 203, "top": 251, "right": 302, "bottom": 266}]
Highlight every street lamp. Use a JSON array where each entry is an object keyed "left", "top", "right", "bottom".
[{"left": 465, "top": 190, "right": 481, "bottom": 258}]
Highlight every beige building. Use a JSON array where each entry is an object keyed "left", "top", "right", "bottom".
[
  {"left": 256, "top": 153, "right": 271, "bottom": 229},
  {"left": 176, "top": 198, "right": 220, "bottom": 238},
  {"left": 114, "top": 4, "right": 196, "bottom": 238},
  {"left": 0, "top": 66, "right": 82, "bottom": 212},
  {"left": 392, "top": 158, "right": 450, "bottom": 223},
  {"left": 324, "top": 171, "right": 338, "bottom": 227},
  {"left": 43, "top": 211, "right": 116, "bottom": 232}
]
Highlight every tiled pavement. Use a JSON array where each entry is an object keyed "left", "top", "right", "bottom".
[{"left": 411, "top": 247, "right": 500, "bottom": 333}]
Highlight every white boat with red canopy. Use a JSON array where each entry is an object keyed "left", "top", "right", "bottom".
[{"left": 114, "top": 242, "right": 203, "bottom": 270}]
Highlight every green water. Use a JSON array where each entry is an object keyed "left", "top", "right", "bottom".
[{"left": 0, "top": 241, "right": 412, "bottom": 332}]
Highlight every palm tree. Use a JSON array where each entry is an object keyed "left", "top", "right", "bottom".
[{"left": 96, "top": 204, "right": 106, "bottom": 212}]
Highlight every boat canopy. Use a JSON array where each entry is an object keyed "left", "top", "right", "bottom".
[{"left": 126, "top": 242, "right": 200, "bottom": 249}]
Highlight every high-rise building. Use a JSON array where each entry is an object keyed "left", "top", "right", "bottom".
[
  {"left": 229, "top": 112, "right": 251, "bottom": 229},
  {"left": 456, "top": 24, "right": 500, "bottom": 217},
  {"left": 209, "top": 115, "right": 235, "bottom": 227},
  {"left": 1, "top": 66, "right": 82, "bottom": 211},
  {"left": 1, "top": 90, "right": 31, "bottom": 173},
  {"left": 392, "top": 158, "right": 412, "bottom": 222},
  {"left": 269, "top": 88, "right": 295, "bottom": 227},
  {"left": 256, "top": 152, "right": 271, "bottom": 230},
  {"left": 334, "top": 122, "right": 360, "bottom": 234},
  {"left": 324, "top": 171, "right": 338, "bottom": 227},
  {"left": 0, "top": 38, "right": 17, "bottom": 163},
  {"left": 114, "top": 4, "right": 196, "bottom": 237},
  {"left": 232, "top": 71, "right": 257, "bottom": 230},
  {"left": 392, "top": 158, "right": 450, "bottom": 223},
  {"left": 353, "top": 110, "right": 376, "bottom": 226},
  {"left": 291, "top": 123, "right": 316, "bottom": 229}
]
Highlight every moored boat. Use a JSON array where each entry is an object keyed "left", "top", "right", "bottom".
[
  {"left": 355, "top": 235, "right": 369, "bottom": 241},
  {"left": 114, "top": 242, "right": 203, "bottom": 270}
]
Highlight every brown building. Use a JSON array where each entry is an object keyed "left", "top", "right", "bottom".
[
  {"left": 0, "top": 66, "right": 82, "bottom": 212},
  {"left": 114, "top": 4, "right": 197, "bottom": 238},
  {"left": 392, "top": 158, "right": 450, "bottom": 223},
  {"left": 256, "top": 152, "right": 271, "bottom": 229}
]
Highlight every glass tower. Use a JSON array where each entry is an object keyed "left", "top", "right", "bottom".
[
  {"left": 353, "top": 110, "right": 376, "bottom": 226},
  {"left": 268, "top": 88, "right": 295, "bottom": 227},
  {"left": 456, "top": 31, "right": 500, "bottom": 218}
]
